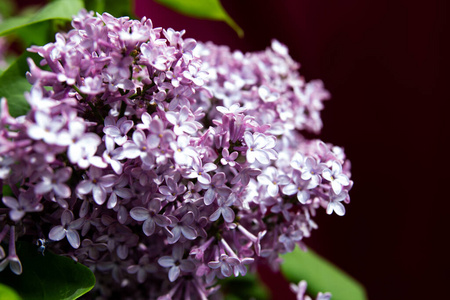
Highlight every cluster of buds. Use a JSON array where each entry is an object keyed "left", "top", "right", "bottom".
[{"left": 0, "top": 10, "right": 352, "bottom": 299}]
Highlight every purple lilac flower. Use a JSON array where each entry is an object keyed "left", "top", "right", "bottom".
[
  {"left": 322, "top": 161, "right": 350, "bottom": 195},
  {"left": 244, "top": 131, "right": 277, "bottom": 165},
  {"left": 209, "top": 193, "right": 236, "bottom": 223},
  {"left": 0, "top": 11, "right": 353, "bottom": 299},
  {"left": 158, "top": 244, "right": 196, "bottom": 282},
  {"left": 129, "top": 199, "right": 171, "bottom": 236},
  {"left": 48, "top": 210, "right": 84, "bottom": 249},
  {"left": 2, "top": 191, "right": 43, "bottom": 222},
  {"left": 34, "top": 167, "right": 72, "bottom": 198},
  {"left": 76, "top": 167, "right": 116, "bottom": 205}
]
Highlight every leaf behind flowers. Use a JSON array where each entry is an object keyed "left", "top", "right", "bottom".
[
  {"left": 0, "top": 241, "right": 95, "bottom": 300},
  {"left": 281, "top": 246, "right": 368, "bottom": 300},
  {"left": 0, "top": 52, "right": 41, "bottom": 117},
  {"left": 0, "top": 283, "right": 22, "bottom": 300},
  {"left": 155, "top": 0, "right": 243, "bottom": 37}
]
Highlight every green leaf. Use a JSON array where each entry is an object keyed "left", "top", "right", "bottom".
[
  {"left": 0, "top": 0, "right": 15, "bottom": 18},
  {"left": 0, "top": 0, "right": 84, "bottom": 37},
  {"left": 220, "top": 272, "right": 270, "bottom": 300},
  {"left": 281, "top": 246, "right": 368, "bottom": 300},
  {"left": 0, "top": 52, "right": 42, "bottom": 117},
  {"left": 0, "top": 241, "right": 95, "bottom": 300},
  {"left": 14, "top": 20, "right": 52, "bottom": 47},
  {"left": 0, "top": 283, "right": 22, "bottom": 300},
  {"left": 2, "top": 185, "right": 13, "bottom": 197},
  {"left": 83, "top": 0, "right": 134, "bottom": 18},
  {"left": 155, "top": 0, "right": 243, "bottom": 37}
]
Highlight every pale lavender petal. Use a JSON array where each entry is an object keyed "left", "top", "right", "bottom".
[
  {"left": 337, "top": 174, "right": 350, "bottom": 186},
  {"left": 204, "top": 189, "right": 215, "bottom": 205},
  {"left": 334, "top": 202, "right": 346, "bottom": 216},
  {"left": 159, "top": 186, "right": 172, "bottom": 196},
  {"left": 297, "top": 191, "right": 310, "bottom": 204},
  {"left": 257, "top": 175, "right": 272, "bottom": 185},
  {"left": 66, "top": 229, "right": 81, "bottom": 248},
  {"left": 167, "top": 227, "right": 181, "bottom": 244},
  {"left": 168, "top": 266, "right": 180, "bottom": 282},
  {"left": 282, "top": 184, "right": 297, "bottom": 196},
  {"left": 107, "top": 193, "right": 118, "bottom": 209},
  {"left": 34, "top": 182, "right": 52, "bottom": 195},
  {"left": 132, "top": 130, "right": 146, "bottom": 145},
  {"left": 208, "top": 261, "right": 221, "bottom": 269},
  {"left": 181, "top": 226, "right": 197, "bottom": 240},
  {"left": 209, "top": 209, "right": 221, "bottom": 222},
  {"left": 147, "top": 135, "right": 160, "bottom": 149},
  {"left": 221, "top": 263, "right": 232, "bottom": 277},
  {"left": 181, "top": 212, "right": 194, "bottom": 224},
  {"left": 203, "top": 163, "right": 217, "bottom": 173},
  {"left": 10, "top": 210, "right": 25, "bottom": 222},
  {"left": 2, "top": 196, "right": 18, "bottom": 209},
  {"left": 76, "top": 180, "right": 94, "bottom": 194},
  {"left": 130, "top": 207, "right": 149, "bottom": 221},
  {"left": 198, "top": 173, "right": 211, "bottom": 185},
  {"left": 103, "top": 126, "right": 121, "bottom": 136},
  {"left": 222, "top": 207, "right": 235, "bottom": 223},
  {"left": 154, "top": 215, "right": 171, "bottom": 227},
  {"left": 122, "top": 143, "right": 141, "bottom": 159},
  {"left": 322, "top": 169, "right": 333, "bottom": 181},
  {"left": 100, "top": 174, "right": 117, "bottom": 187},
  {"left": 92, "top": 185, "right": 106, "bottom": 205},
  {"left": 165, "top": 112, "right": 178, "bottom": 125},
  {"left": 9, "top": 257, "right": 23, "bottom": 275},
  {"left": 142, "top": 218, "right": 156, "bottom": 236},
  {"left": 246, "top": 150, "right": 256, "bottom": 164},
  {"left": 255, "top": 150, "right": 270, "bottom": 164},
  {"left": 54, "top": 183, "right": 71, "bottom": 198},
  {"left": 49, "top": 226, "right": 66, "bottom": 241},
  {"left": 267, "top": 184, "right": 279, "bottom": 197},
  {"left": 331, "top": 180, "right": 343, "bottom": 195},
  {"left": 158, "top": 256, "right": 175, "bottom": 268},
  {"left": 148, "top": 200, "right": 161, "bottom": 213}
]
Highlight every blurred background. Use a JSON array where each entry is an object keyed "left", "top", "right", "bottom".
[{"left": 5, "top": 0, "right": 449, "bottom": 299}]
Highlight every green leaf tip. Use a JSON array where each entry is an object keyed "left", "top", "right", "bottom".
[
  {"left": 0, "top": 0, "right": 84, "bottom": 37},
  {"left": 0, "top": 283, "right": 22, "bottom": 300},
  {"left": 0, "top": 241, "right": 95, "bottom": 300},
  {"left": 155, "top": 0, "right": 244, "bottom": 38},
  {"left": 281, "top": 246, "right": 368, "bottom": 300}
]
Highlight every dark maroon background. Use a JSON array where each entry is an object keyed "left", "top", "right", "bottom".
[{"left": 133, "top": 1, "right": 448, "bottom": 300}]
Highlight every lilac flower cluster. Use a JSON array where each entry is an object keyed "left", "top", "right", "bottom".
[{"left": 0, "top": 10, "right": 352, "bottom": 299}]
